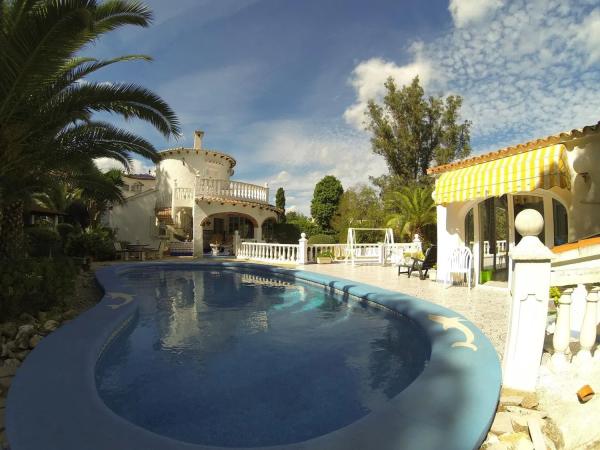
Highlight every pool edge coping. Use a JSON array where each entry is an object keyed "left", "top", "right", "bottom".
[{"left": 6, "top": 261, "right": 502, "bottom": 450}]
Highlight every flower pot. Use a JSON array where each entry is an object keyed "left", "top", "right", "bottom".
[
  {"left": 317, "top": 256, "right": 332, "bottom": 264},
  {"left": 209, "top": 244, "right": 220, "bottom": 256}
]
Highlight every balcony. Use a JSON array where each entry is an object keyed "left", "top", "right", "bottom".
[{"left": 195, "top": 178, "right": 269, "bottom": 204}]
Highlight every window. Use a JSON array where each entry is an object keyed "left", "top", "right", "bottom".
[
  {"left": 228, "top": 216, "right": 254, "bottom": 238},
  {"left": 553, "top": 199, "right": 568, "bottom": 246}
]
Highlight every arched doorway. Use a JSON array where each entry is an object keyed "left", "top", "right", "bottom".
[{"left": 201, "top": 213, "right": 257, "bottom": 252}]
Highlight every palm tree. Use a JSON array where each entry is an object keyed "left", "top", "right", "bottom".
[
  {"left": 0, "top": 0, "right": 180, "bottom": 258},
  {"left": 385, "top": 185, "right": 436, "bottom": 239}
]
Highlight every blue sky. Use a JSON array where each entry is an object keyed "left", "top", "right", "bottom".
[{"left": 93, "top": 0, "right": 600, "bottom": 213}]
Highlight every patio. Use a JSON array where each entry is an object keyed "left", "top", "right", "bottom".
[{"left": 298, "top": 263, "right": 511, "bottom": 358}]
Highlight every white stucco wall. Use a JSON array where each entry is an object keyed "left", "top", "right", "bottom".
[{"left": 109, "top": 190, "right": 159, "bottom": 246}]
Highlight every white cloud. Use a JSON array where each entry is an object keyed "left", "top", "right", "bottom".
[
  {"left": 239, "top": 120, "right": 388, "bottom": 214},
  {"left": 343, "top": 0, "right": 600, "bottom": 153},
  {"left": 343, "top": 45, "right": 433, "bottom": 130},
  {"left": 448, "top": 0, "right": 503, "bottom": 27},
  {"left": 94, "top": 157, "right": 155, "bottom": 175},
  {"left": 575, "top": 9, "right": 600, "bottom": 64}
]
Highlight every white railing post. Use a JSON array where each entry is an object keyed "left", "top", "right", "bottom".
[
  {"left": 576, "top": 285, "right": 599, "bottom": 365},
  {"left": 298, "top": 233, "right": 308, "bottom": 265},
  {"left": 552, "top": 287, "right": 573, "bottom": 370},
  {"left": 502, "top": 209, "right": 554, "bottom": 391}
]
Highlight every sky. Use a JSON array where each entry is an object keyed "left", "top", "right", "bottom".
[{"left": 92, "top": 0, "right": 600, "bottom": 213}]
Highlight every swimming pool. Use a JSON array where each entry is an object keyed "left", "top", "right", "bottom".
[
  {"left": 96, "top": 268, "right": 430, "bottom": 447},
  {"left": 6, "top": 262, "right": 501, "bottom": 450}
]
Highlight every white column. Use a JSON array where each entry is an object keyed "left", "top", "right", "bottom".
[
  {"left": 192, "top": 204, "right": 204, "bottom": 258},
  {"left": 254, "top": 226, "right": 262, "bottom": 242},
  {"left": 413, "top": 234, "right": 422, "bottom": 252},
  {"left": 502, "top": 209, "right": 554, "bottom": 391},
  {"left": 436, "top": 205, "right": 449, "bottom": 283},
  {"left": 233, "top": 230, "right": 240, "bottom": 256},
  {"left": 298, "top": 233, "right": 308, "bottom": 265}
]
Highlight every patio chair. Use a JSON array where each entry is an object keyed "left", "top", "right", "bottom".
[
  {"left": 146, "top": 240, "right": 166, "bottom": 260},
  {"left": 114, "top": 242, "right": 129, "bottom": 260},
  {"left": 398, "top": 245, "right": 437, "bottom": 280},
  {"left": 445, "top": 246, "right": 473, "bottom": 288}
]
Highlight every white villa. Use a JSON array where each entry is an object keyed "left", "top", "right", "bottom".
[
  {"left": 107, "top": 131, "right": 281, "bottom": 256},
  {"left": 429, "top": 121, "right": 600, "bottom": 287}
]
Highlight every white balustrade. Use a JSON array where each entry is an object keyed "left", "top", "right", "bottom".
[
  {"left": 551, "top": 287, "right": 573, "bottom": 370},
  {"left": 237, "top": 242, "right": 300, "bottom": 264},
  {"left": 195, "top": 178, "right": 269, "bottom": 204},
  {"left": 576, "top": 286, "right": 599, "bottom": 364}
]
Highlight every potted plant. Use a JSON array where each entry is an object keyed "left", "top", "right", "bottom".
[
  {"left": 209, "top": 234, "right": 223, "bottom": 256},
  {"left": 317, "top": 250, "right": 334, "bottom": 264}
]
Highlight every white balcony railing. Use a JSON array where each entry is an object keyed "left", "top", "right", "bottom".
[{"left": 195, "top": 178, "right": 269, "bottom": 204}]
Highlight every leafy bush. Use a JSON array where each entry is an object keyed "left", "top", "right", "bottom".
[
  {"left": 307, "top": 234, "right": 337, "bottom": 245},
  {"left": 550, "top": 286, "right": 561, "bottom": 307},
  {"left": 25, "top": 226, "right": 61, "bottom": 257},
  {"left": 0, "top": 257, "right": 78, "bottom": 319},
  {"left": 318, "top": 250, "right": 334, "bottom": 258},
  {"left": 272, "top": 223, "right": 301, "bottom": 244},
  {"left": 56, "top": 222, "right": 76, "bottom": 241},
  {"left": 65, "top": 230, "right": 115, "bottom": 260}
]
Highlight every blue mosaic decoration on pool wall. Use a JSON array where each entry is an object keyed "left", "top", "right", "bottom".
[{"left": 6, "top": 261, "right": 502, "bottom": 450}]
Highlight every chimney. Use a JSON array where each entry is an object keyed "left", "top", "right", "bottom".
[{"left": 193, "top": 130, "right": 204, "bottom": 149}]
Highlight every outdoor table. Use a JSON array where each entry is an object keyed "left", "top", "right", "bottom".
[{"left": 126, "top": 244, "right": 149, "bottom": 261}]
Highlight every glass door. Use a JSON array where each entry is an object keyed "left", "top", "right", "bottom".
[{"left": 479, "top": 195, "right": 509, "bottom": 283}]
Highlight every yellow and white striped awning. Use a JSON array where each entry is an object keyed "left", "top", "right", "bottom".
[{"left": 434, "top": 144, "right": 571, "bottom": 205}]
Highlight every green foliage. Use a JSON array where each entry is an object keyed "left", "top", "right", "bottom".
[
  {"left": 0, "top": 0, "right": 180, "bottom": 259},
  {"left": 275, "top": 187, "right": 286, "bottom": 211},
  {"left": 25, "top": 226, "right": 61, "bottom": 257},
  {"left": 0, "top": 258, "right": 78, "bottom": 319},
  {"left": 365, "top": 76, "right": 471, "bottom": 182},
  {"left": 307, "top": 234, "right": 337, "bottom": 245},
  {"left": 56, "top": 222, "right": 76, "bottom": 241},
  {"left": 285, "top": 211, "right": 322, "bottom": 236},
  {"left": 385, "top": 184, "right": 436, "bottom": 240},
  {"left": 550, "top": 286, "right": 562, "bottom": 307},
  {"left": 272, "top": 223, "right": 301, "bottom": 244},
  {"left": 65, "top": 228, "right": 116, "bottom": 260},
  {"left": 310, "top": 175, "right": 344, "bottom": 230},
  {"left": 331, "top": 184, "right": 385, "bottom": 242},
  {"left": 317, "top": 250, "right": 334, "bottom": 258}
]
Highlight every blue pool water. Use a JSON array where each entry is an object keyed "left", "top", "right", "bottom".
[{"left": 96, "top": 268, "right": 431, "bottom": 447}]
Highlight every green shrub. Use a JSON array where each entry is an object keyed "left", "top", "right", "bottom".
[
  {"left": 550, "top": 286, "right": 561, "bottom": 307},
  {"left": 56, "top": 222, "right": 76, "bottom": 241},
  {"left": 272, "top": 223, "right": 301, "bottom": 244},
  {"left": 307, "top": 233, "right": 337, "bottom": 245},
  {"left": 0, "top": 257, "right": 78, "bottom": 319},
  {"left": 65, "top": 230, "right": 115, "bottom": 260},
  {"left": 318, "top": 250, "right": 334, "bottom": 258},
  {"left": 25, "top": 226, "right": 61, "bottom": 257}
]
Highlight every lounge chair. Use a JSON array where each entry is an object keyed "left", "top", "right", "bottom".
[{"left": 398, "top": 245, "right": 437, "bottom": 280}]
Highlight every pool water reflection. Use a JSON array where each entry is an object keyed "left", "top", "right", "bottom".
[{"left": 95, "top": 268, "right": 430, "bottom": 447}]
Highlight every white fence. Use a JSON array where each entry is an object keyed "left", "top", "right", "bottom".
[
  {"left": 237, "top": 242, "right": 301, "bottom": 264},
  {"left": 236, "top": 235, "right": 421, "bottom": 266}
]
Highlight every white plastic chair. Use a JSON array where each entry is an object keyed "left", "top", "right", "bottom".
[{"left": 445, "top": 247, "right": 473, "bottom": 288}]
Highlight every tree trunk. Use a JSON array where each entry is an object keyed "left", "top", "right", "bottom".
[{"left": 0, "top": 200, "right": 26, "bottom": 259}]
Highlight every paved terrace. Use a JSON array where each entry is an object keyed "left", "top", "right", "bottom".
[{"left": 297, "top": 263, "right": 511, "bottom": 359}]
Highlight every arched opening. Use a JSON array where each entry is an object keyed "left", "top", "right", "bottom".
[{"left": 201, "top": 213, "right": 258, "bottom": 253}]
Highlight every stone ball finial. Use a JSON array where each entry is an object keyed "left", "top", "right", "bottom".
[
  {"left": 514, "top": 209, "right": 544, "bottom": 237},
  {"left": 301, "top": 232, "right": 306, "bottom": 239}
]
